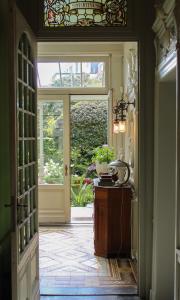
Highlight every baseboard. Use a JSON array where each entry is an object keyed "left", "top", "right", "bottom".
[{"left": 39, "top": 209, "right": 65, "bottom": 224}]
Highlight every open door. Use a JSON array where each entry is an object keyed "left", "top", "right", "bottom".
[
  {"left": 10, "top": 5, "right": 39, "bottom": 300},
  {"left": 38, "top": 94, "right": 71, "bottom": 224}
]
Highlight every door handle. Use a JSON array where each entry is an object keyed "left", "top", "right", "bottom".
[
  {"left": 4, "top": 203, "right": 13, "bottom": 208},
  {"left": 65, "top": 164, "right": 68, "bottom": 176}
]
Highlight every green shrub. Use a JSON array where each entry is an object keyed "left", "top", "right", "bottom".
[
  {"left": 92, "top": 145, "right": 115, "bottom": 163},
  {"left": 71, "top": 101, "right": 108, "bottom": 175}
]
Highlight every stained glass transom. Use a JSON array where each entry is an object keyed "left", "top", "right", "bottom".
[{"left": 44, "top": 0, "right": 127, "bottom": 27}]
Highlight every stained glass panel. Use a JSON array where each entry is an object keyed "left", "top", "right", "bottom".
[{"left": 44, "top": 0, "right": 127, "bottom": 27}]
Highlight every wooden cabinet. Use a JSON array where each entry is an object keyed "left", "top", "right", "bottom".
[{"left": 94, "top": 185, "right": 132, "bottom": 258}]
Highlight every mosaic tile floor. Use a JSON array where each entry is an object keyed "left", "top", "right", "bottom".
[{"left": 39, "top": 225, "right": 137, "bottom": 291}]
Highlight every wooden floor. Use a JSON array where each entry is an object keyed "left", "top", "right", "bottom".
[{"left": 41, "top": 296, "right": 140, "bottom": 300}]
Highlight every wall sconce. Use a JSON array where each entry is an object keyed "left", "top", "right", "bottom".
[{"left": 112, "top": 97, "right": 135, "bottom": 134}]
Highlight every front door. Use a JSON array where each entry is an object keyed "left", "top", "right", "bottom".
[
  {"left": 38, "top": 95, "right": 71, "bottom": 223},
  {"left": 11, "top": 6, "right": 39, "bottom": 300}
]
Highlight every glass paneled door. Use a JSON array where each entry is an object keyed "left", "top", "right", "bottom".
[
  {"left": 10, "top": 6, "right": 39, "bottom": 300},
  {"left": 38, "top": 95, "right": 70, "bottom": 223}
]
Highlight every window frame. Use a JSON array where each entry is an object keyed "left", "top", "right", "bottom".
[{"left": 37, "top": 55, "right": 110, "bottom": 93}]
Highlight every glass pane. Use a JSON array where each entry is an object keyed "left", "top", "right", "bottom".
[
  {"left": 38, "top": 62, "right": 105, "bottom": 88},
  {"left": 17, "top": 33, "right": 37, "bottom": 255},
  {"left": 82, "top": 62, "right": 105, "bottom": 87},
  {"left": 38, "top": 63, "right": 60, "bottom": 87},
  {"left": 38, "top": 101, "right": 64, "bottom": 184},
  {"left": 44, "top": 0, "right": 127, "bottom": 27},
  {"left": 60, "top": 62, "right": 81, "bottom": 88}
]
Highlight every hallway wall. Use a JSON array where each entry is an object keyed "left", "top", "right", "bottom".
[{"left": 152, "top": 80, "right": 176, "bottom": 300}]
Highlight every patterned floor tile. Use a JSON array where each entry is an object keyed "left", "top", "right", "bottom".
[{"left": 39, "top": 225, "right": 137, "bottom": 289}]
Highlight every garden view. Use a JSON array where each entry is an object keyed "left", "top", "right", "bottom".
[{"left": 38, "top": 97, "right": 109, "bottom": 207}]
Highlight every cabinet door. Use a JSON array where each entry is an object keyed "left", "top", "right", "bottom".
[
  {"left": 94, "top": 197, "right": 108, "bottom": 257},
  {"left": 108, "top": 188, "right": 131, "bottom": 257},
  {"left": 119, "top": 189, "right": 131, "bottom": 256}
]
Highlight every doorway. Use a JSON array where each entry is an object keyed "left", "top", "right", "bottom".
[
  {"left": 37, "top": 94, "right": 110, "bottom": 223},
  {"left": 37, "top": 55, "right": 111, "bottom": 224},
  {"left": 37, "top": 41, "right": 139, "bottom": 296},
  {"left": 70, "top": 95, "right": 109, "bottom": 223}
]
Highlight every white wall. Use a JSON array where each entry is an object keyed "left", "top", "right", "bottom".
[
  {"left": 123, "top": 42, "right": 138, "bottom": 259},
  {"left": 39, "top": 185, "right": 66, "bottom": 223}
]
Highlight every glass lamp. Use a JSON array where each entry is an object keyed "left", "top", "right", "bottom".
[
  {"left": 112, "top": 95, "right": 135, "bottom": 134},
  {"left": 113, "top": 120, "right": 120, "bottom": 134},
  {"left": 119, "top": 120, "right": 126, "bottom": 132}
]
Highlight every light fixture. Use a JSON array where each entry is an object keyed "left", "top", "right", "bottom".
[{"left": 112, "top": 97, "right": 135, "bottom": 134}]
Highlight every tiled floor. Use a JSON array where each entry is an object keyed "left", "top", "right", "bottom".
[{"left": 39, "top": 225, "right": 137, "bottom": 295}]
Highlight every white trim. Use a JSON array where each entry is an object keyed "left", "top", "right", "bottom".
[
  {"left": 38, "top": 184, "right": 64, "bottom": 190},
  {"left": 38, "top": 87, "right": 108, "bottom": 95},
  {"left": 38, "top": 56, "right": 110, "bottom": 62},
  {"left": 39, "top": 209, "right": 66, "bottom": 224},
  {"left": 158, "top": 51, "right": 177, "bottom": 80},
  {"left": 64, "top": 95, "right": 71, "bottom": 222},
  {"left": 70, "top": 94, "right": 109, "bottom": 100}
]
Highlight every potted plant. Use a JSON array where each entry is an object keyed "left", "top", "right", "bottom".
[{"left": 92, "top": 145, "right": 115, "bottom": 175}]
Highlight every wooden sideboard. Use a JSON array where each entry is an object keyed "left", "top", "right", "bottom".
[{"left": 94, "top": 185, "right": 132, "bottom": 258}]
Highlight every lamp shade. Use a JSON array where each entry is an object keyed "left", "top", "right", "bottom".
[
  {"left": 118, "top": 120, "right": 126, "bottom": 132},
  {"left": 113, "top": 120, "right": 120, "bottom": 134}
]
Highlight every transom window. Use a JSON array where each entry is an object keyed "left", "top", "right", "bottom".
[
  {"left": 44, "top": 0, "right": 127, "bottom": 27},
  {"left": 37, "top": 61, "right": 106, "bottom": 88}
]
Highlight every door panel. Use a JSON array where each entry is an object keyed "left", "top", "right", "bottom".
[
  {"left": 11, "top": 6, "right": 39, "bottom": 300},
  {"left": 0, "top": 1, "right": 12, "bottom": 298},
  {"left": 38, "top": 95, "right": 70, "bottom": 224}
]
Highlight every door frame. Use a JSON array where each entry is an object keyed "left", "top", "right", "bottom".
[
  {"left": 37, "top": 42, "right": 141, "bottom": 290},
  {"left": 38, "top": 92, "right": 112, "bottom": 224}
]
